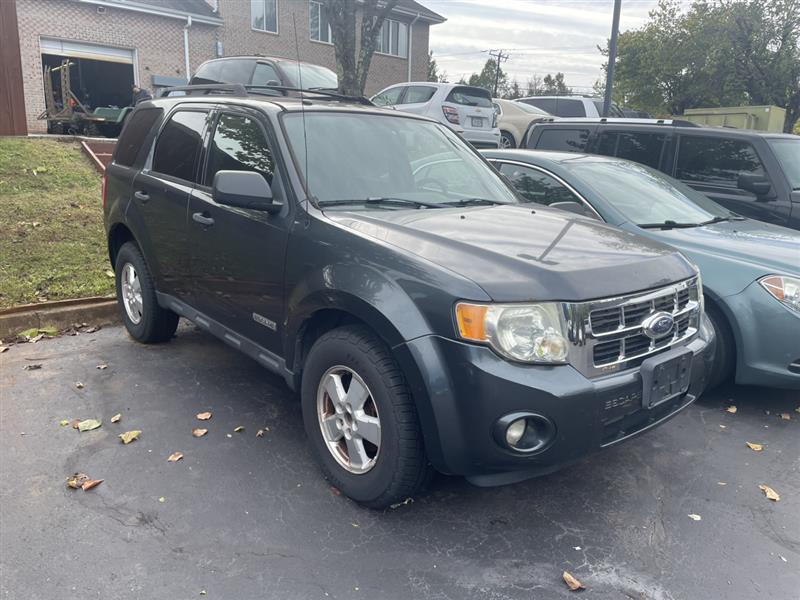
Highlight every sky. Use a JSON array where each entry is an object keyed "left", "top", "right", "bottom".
[{"left": 424, "top": 0, "right": 668, "bottom": 93}]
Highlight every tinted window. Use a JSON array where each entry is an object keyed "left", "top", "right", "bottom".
[
  {"left": 195, "top": 59, "right": 255, "bottom": 85},
  {"left": 191, "top": 61, "right": 222, "bottom": 85},
  {"left": 676, "top": 136, "right": 766, "bottom": 186},
  {"left": 595, "top": 131, "right": 617, "bottom": 157},
  {"left": 404, "top": 86, "right": 436, "bottom": 104},
  {"left": 205, "top": 113, "right": 274, "bottom": 188},
  {"left": 445, "top": 86, "right": 492, "bottom": 108},
  {"left": 615, "top": 132, "right": 667, "bottom": 168},
  {"left": 553, "top": 99, "right": 586, "bottom": 118},
  {"left": 252, "top": 63, "right": 281, "bottom": 86},
  {"left": 592, "top": 100, "right": 624, "bottom": 117},
  {"left": 372, "top": 86, "right": 405, "bottom": 106},
  {"left": 152, "top": 111, "right": 207, "bottom": 182},
  {"left": 520, "top": 98, "right": 556, "bottom": 113},
  {"left": 535, "top": 128, "right": 590, "bottom": 152},
  {"left": 114, "top": 107, "right": 163, "bottom": 167},
  {"left": 498, "top": 163, "right": 580, "bottom": 206},
  {"left": 767, "top": 138, "right": 800, "bottom": 189}
]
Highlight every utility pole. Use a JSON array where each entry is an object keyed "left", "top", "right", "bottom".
[
  {"left": 603, "top": 0, "right": 622, "bottom": 117},
  {"left": 488, "top": 49, "right": 509, "bottom": 97}
]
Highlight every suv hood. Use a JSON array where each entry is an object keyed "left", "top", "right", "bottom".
[{"left": 325, "top": 205, "right": 695, "bottom": 302}]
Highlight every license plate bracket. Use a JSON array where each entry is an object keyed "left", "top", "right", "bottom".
[
  {"left": 640, "top": 347, "right": 693, "bottom": 408},
  {"left": 470, "top": 116, "right": 483, "bottom": 127}
]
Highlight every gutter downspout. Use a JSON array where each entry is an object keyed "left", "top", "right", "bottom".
[
  {"left": 407, "top": 12, "right": 420, "bottom": 82},
  {"left": 184, "top": 15, "right": 192, "bottom": 82}
]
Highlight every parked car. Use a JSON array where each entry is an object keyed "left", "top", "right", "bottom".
[
  {"left": 371, "top": 82, "right": 501, "bottom": 148},
  {"left": 104, "top": 89, "right": 714, "bottom": 507},
  {"left": 516, "top": 95, "right": 624, "bottom": 118},
  {"left": 493, "top": 98, "right": 552, "bottom": 148},
  {"left": 190, "top": 56, "right": 338, "bottom": 91},
  {"left": 484, "top": 149, "right": 800, "bottom": 389},
  {"left": 524, "top": 119, "right": 800, "bottom": 230}
]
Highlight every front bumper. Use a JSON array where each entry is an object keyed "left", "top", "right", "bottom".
[
  {"left": 400, "top": 314, "right": 715, "bottom": 484},
  {"left": 725, "top": 280, "right": 800, "bottom": 389}
]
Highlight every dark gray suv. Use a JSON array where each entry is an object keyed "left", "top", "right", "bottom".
[{"left": 103, "top": 87, "right": 715, "bottom": 507}]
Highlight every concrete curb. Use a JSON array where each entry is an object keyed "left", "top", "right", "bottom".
[{"left": 0, "top": 296, "right": 119, "bottom": 341}]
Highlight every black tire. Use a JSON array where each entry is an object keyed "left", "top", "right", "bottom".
[
  {"left": 705, "top": 302, "right": 735, "bottom": 389},
  {"left": 500, "top": 131, "right": 516, "bottom": 149},
  {"left": 301, "top": 325, "right": 431, "bottom": 509},
  {"left": 114, "top": 241, "right": 179, "bottom": 343}
]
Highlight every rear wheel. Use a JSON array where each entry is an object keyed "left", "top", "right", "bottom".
[
  {"left": 500, "top": 131, "right": 516, "bottom": 148},
  {"left": 301, "top": 325, "right": 431, "bottom": 508},
  {"left": 114, "top": 242, "right": 179, "bottom": 343},
  {"left": 705, "top": 303, "right": 735, "bottom": 388}
]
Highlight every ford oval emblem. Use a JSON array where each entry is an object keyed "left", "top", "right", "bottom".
[{"left": 642, "top": 312, "right": 675, "bottom": 339}]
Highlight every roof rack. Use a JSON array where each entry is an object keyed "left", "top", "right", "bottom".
[
  {"left": 548, "top": 117, "right": 702, "bottom": 127},
  {"left": 157, "top": 83, "right": 373, "bottom": 105}
]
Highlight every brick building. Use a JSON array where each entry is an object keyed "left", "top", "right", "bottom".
[{"left": 10, "top": 0, "right": 444, "bottom": 133}]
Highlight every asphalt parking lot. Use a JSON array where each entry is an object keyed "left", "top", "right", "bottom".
[{"left": 1, "top": 324, "right": 797, "bottom": 600}]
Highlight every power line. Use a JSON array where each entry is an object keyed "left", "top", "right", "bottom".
[{"left": 488, "top": 49, "right": 510, "bottom": 96}]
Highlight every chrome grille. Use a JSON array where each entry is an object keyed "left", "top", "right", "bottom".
[{"left": 564, "top": 277, "right": 701, "bottom": 378}]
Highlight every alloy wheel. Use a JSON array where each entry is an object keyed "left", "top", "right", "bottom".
[{"left": 120, "top": 262, "right": 143, "bottom": 325}]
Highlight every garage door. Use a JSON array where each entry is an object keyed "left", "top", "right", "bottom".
[{"left": 40, "top": 38, "right": 133, "bottom": 64}]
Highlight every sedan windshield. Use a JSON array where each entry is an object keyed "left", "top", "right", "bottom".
[
  {"left": 569, "top": 160, "right": 734, "bottom": 226},
  {"left": 768, "top": 138, "right": 800, "bottom": 190},
  {"left": 282, "top": 112, "right": 519, "bottom": 208}
]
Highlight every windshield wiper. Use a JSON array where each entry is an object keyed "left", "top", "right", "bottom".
[
  {"left": 316, "top": 197, "right": 444, "bottom": 209},
  {"left": 638, "top": 220, "right": 704, "bottom": 229},
  {"left": 441, "top": 197, "right": 508, "bottom": 207}
]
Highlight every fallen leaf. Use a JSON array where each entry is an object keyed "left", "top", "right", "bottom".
[
  {"left": 256, "top": 429, "right": 265, "bottom": 437},
  {"left": 59, "top": 419, "right": 69, "bottom": 427},
  {"left": 119, "top": 430, "right": 141, "bottom": 444},
  {"left": 23, "top": 364, "right": 42, "bottom": 371},
  {"left": 29, "top": 334, "right": 44, "bottom": 343},
  {"left": 234, "top": 426, "right": 244, "bottom": 433},
  {"left": 71, "top": 419, "right": 81, "bottom": 429},
  {"left": 19, "top": 327, "right": 40, "bottom": 339},
  {"left": 81, "top": 479, "right": 103, "bottom": 491},
  {"left": 196, "top": 412, "right": 212, "bottom": 420},
  {"left": 759, "top": 484, "right": 780, "bottom": 502},
  {"left": 66, "top": 473, "right": 89, "bottom": 489},
  {"left": 795, "top": 407, "right": 800, "bottom": 414},
  {"left": 688, "top": 514, "right": 702, "bottom": 521},
  {"left": 158, "top": 496, "right": 165, "bottom": 503},
  {"left": 718, "top": 482, "right": 727, "bottom": 486},
  {"left": 719, "top": 424, "right": 727, "bottom": 429},
  {"left": 780, "top": 413, "right": 791, "bottom": 421},
  {"left": 330, "top": 486, "right": 342, "bottom": 497},
  {"left": 746, "top": 442, "right": 763, "bottom": 452},
  {"left": 0, "top": 346, "right": 8, "bottom": 353},
  {"left": 110, "top": 413, "right": 121, "bottom": 423},
  {"left": 96, "top": 363, "right": 108, "bottom": 370},
  {"left": 39, "top": 327, "right": 59, "bottom": 337},
  {"left": 562, "top": 571, "right": 585, "bottom": 591},
  {"left": 167, "top": 452, "right": 183, "bottom": 462},
  {"left": 351, "top": 522, "right": 360, "bottom": 528},
  {"left": 75, "top": 382, "right": 84, "bottom": 389},
  {"left": 389, "top": 497, "right": 414, "bottom": 509},
  {"left": 726, "top": 406, "right": 737, "bottom": 414},
  {"left": 77, "top": 419, "right": 102, "bottom": 432},
  {"left": 105, "top": 269, "right": 115, "bottom": 278},
  {"left": 192, "top": 428, "right": 208, "bottom": 438},
  {"left": 226, "top": 433, "right": 232, "bottom": 438}
]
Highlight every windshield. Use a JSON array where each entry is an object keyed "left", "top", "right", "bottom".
[
  {"left": 278, "top": 61, "right": 338, "bottom": 90},
  {"left": 282, "top": 112, "right": 519, "bottom": 207},
  {"left": 768, "top": 138, "right": 800, "bottom": 189},
  {"left": 569, "top": 160, "right": 733, "bottom": 225}
]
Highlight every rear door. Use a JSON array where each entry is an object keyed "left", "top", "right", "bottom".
[
  {"left": 129, "top": 106, "right": 210, "bottom": 299},
  {"left": 443, "top": 86, "right": 494, "bottom": 134},
  {"left": 371, "top": 85, "right": 406, "bottom": 108},
  {"left": 393, "top": 84, "right": 437, "bottom": 116},
  {"left": 529, "top": 126, "right": 593, "bottom": 153},
  {"left": 188, "top": 106, "right": 290, "bottom": 354},
  {"left": 592, "top": 129, "right": 673, "bottom": 170}
]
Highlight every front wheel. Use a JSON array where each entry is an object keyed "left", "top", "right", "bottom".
[
  {"left": 301, "top": 325, "right": 431, "bottom": 508},
  {"left": 705, "top": 303, "right": 735, "bottom": 389}
]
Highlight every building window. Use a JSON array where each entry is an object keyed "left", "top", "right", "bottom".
[
  {"left": 251, "top": 0, "right": 278, "bottom": 33},
  {"left": 309, "top": 1, "right": 332, "bottom": 43},
  {"left": 378, "top": 18, "right": 408, "bottom": 58}
]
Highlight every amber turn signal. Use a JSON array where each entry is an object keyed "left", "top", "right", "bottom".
[{"left": 455, "top": 303, "right": 489, "bottom": 341}]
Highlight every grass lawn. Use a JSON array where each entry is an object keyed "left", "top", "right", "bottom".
[{"left": 0, "top": 137, "right": 113, "bottom": 308}]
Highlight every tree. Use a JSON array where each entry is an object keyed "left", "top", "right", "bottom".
[
  {"left": 605, "top": 0, "right": 800, "bottom": 130},
  {"left": 322, "top": 0, "right": 399, "bottom": 96},
  {"left": 541, "top": 72, "right": 572, "bottom": 95},
  {"left": 466, "top": 59, "right": 507, "bottom": 96},
  {"left": 525, "top": 74, "right": 543, "bottom": 96},
  {"left": 504, "top": 78, "right": 523, "bottom": 100},
  {"left": 427, "top": 51, "right": 447, "bottom": 83}
]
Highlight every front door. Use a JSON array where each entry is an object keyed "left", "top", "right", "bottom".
[{"left": 188, "top": 108, "right": 290, "bottom": 355}]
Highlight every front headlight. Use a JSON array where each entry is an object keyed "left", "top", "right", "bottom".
[
  {"left": 455, "top": 302, "right": 569, "bottom": 363},
  {"left": 759, "top": 275, "right": 800, "bottom": 313}
]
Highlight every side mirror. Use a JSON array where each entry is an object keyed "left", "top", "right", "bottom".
[
  {"left": 550, "top": 200, "right": 597, "bottom": 219},
  {"left": 212, "top": 170, "right": 279, "bottom": 213},
  {"left": 737, "top": 173, "right": 773, "bottom": 198}
]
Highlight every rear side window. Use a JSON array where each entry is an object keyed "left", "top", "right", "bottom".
[
  {"left": 252, "top": 63, "right": 281, "bottom": 86},
  {"left": 373, "top": 86, "right": 404, "bottom": 106},
  {"left": 552, "top": 99, "right": 586, "bottom": 118},
  {"left": 520, "top": 98, "right": 556, "bottom": 113},
  {"left": 445, "top": 86, "right": 492, "bottom": 108},
  {"left": 114, "top": 107, "right": 163, "bottom": 167},
  {"left": 152, "top": 110, "right": 207, "bottom": 182},
  {"left": 404, "top": 86, "right": 436, "bottom": 104},
  {"left": 193, "top": 59, "right": 255, "bottom": 85},
  {"left": 676, "top": 136, "right": 766, "bottom": 186},
  {"left": 595, "top": 131, "right": 667, "bottom": 169},
  {"left": 204, "top": 113, "right": 274, "bottom": 188},
  {"left": 535, "top": 128, "right": 590, "bottom": 152}
]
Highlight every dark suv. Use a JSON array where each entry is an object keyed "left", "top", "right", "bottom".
[
  {"left": 103, "top": 87, "right": 714, "bottom": 508},
  {"left": 524, "top": 119, "right": 800, "bottom": 230}
]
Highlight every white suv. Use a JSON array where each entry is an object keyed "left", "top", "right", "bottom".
[
  {"left": 372, "top": 82, "right": 501, "bottom": 148},
  {"left": 516, "top": 96, "right": 624, "bottom": 118}
]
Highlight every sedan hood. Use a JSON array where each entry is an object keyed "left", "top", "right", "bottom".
[{"left": 325, "top": 205, "right": 695, "bottom": 302}]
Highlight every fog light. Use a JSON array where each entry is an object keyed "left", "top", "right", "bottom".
[{"left": 505, "top": 418, "right": 527, "bottom": 447}]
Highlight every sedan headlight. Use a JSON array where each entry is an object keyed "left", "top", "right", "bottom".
[
  {"left": 455, "top": 302, "right": 569, "bottom": 363},
  {"left": 759, "top": 275, "right": 800, "bottom": 313}
]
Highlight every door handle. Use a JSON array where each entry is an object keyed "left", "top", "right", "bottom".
[
  {"left": 134, "top": 191, "right": 150, "bottom": 203},
  {"left": 192, "top": 212, "right": 215, "bottom": 226}
]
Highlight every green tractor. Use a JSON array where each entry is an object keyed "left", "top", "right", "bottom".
[{"left": 38, "top": 59, "right": 133, "bottom": 138}]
